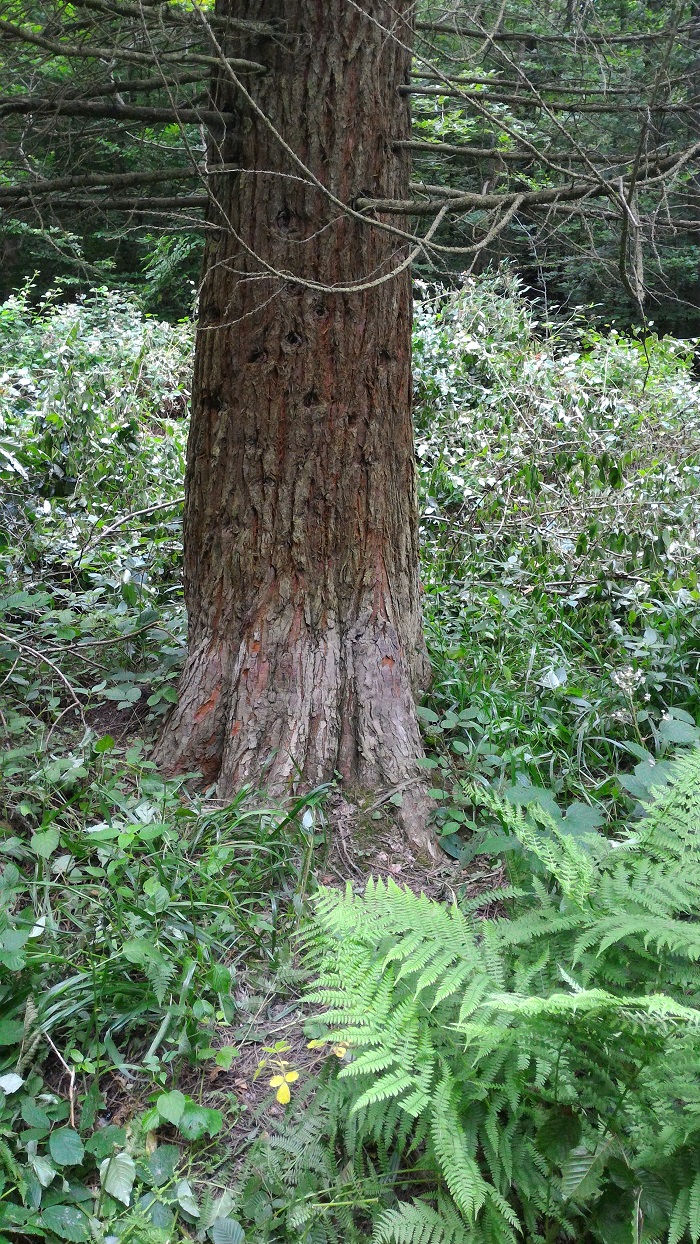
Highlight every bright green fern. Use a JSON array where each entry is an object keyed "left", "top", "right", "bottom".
[{"left": 297, "top": 748, "right": 700, "bottom": 1244}]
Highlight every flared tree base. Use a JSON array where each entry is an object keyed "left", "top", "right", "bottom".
[{"left": 155, "top": 609, "right": 436, "bottom": 858}]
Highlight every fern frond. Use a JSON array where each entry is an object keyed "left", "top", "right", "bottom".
[
  {"left": 634, "top": 748, "right": 700, "bottom": 862},
  {"left": 302, "top": 748, "right": 700, "bottom": 1244},
  {"left": 464, "top": 784, "right": 595, "bottom": 903},
  {"left": 430, "top": 1074, "right": 489, "bottom": 1222},
  {"left": 669, "top": 1186, "right": 690, "bottom": 1244},
  {"left": 372, "top": 1200, "right": 464, "bottom": 1244}
]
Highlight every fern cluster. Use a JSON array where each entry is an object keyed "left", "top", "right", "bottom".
[{"left": 290, "top": 750, "right": 700, "bottom": 1244}]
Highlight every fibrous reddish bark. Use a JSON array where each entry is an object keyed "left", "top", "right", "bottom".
[{"left": 156, "top": 0, "right": 434, "bottom": 850}]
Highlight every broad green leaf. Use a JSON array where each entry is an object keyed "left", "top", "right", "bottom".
[
  {"left": 147, "top": 1145, "right": 179, "bottom": 1187},
  {"left": 102, "top": 685, "right": 140, "bottom": 702},
  {"left": 99, "top": 1151, "right": 136, "bottom": 1206},
  {"left": 536, "top": 1109, "right": 582, "bottom": 1161},
  {"left": 140, "top": 1106, "right": 161, "bottom": 1133},
  {"left": 0, "top": 924, "right": 30, "bottom": 952},
  {"left": 40, "top": 1206, "right": 90, "bottom": 1242},
  {"left": 659, "top": 717, "right": 699, "bottom": 745},
  {"left": 138, "top": 1193, "right": 175, "bottom": 1230},
  {"left": 561, "top": 1142, "right": 610, "bottom": 1202},
  {"left": 79, "top": 1080, "right": 102, "bottom": 1133},
  {"left": 21, "top": 1099, "right": 50, "bottom": 1129},
  {"left": 122, "top": 937, "right": 163, "bottom": 966},
  {"left": 176, "top": 1178, "right": 200, "bottom": 1218},
  {"left": 0, "top": 1019, "right": 24, "bottom": 1045},
  {"left": 205, "top": 1191, "right": 236, "bottom": 1230},
  {"left": 438, "top": 833, "right": 463, "bottom": 860},
  {"left": 209, "top": 1218, "right": 245, "bottom": 1244},
  {"left": 156, "top": 1089, "right": 186, "bottom": 1126},
  {"left": 416, "top": 706, "right": 440, "bottom": 724},
  {"left": 214, "top": 1046, "right": 237, "bottom": 1070},
  {"left": 0, "top": 949, "right": 26, "bottom": 972},
  {"left": 30, "top": 828, "right": 59, "bottom": 859},
  {"left": 30, "top": 1154, "right": 57, "bottom": 1188},
  {"left": 668, "top": 707, "right": 696, "bottom": 724},
  {"left": 143, "top": 879, "right": 170, "bottom": 911},
  {"left": 503, "top": 784, "right": 561, "bottom": 821},
  {"left": 177, "top": 1103, "right": 222, "bottom": 1140},
  {"left": 619, "top": 759, "right": 674, "bottom": 800},
  {"left": 561, "top": 803, "right": 604, "bottom": 835},
  {"left": 49, "top": 1127, "right": 85, "bottom": 1167},
  {"left": 207, "top": 965, "right": 231, "bottom": 993}
]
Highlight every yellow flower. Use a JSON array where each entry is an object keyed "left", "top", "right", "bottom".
[
  {"left": 331, "top": 1044, "right": 348, "bottom": 1058},
  {"left": 269, "top": 1070, "right": 299, "bottom": 1104}
]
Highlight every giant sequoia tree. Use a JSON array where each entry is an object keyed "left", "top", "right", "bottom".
[
  {"left": 154, "top": 1, "right": 436, "bottom": 845},
  {"left": 2, "top": 0, "right": 699, "bottom": 842}
]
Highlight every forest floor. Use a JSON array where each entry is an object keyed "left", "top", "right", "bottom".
[{"left": 2, "top": 273, "right": 700, "bottom": 1241}]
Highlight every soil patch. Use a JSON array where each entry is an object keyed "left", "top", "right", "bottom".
[{"left": 320, "top": 790, "right": 506, "bottom": 908}]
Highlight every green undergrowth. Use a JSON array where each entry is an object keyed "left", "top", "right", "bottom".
[
  {"left": 0, "top": 730, "right": 326, "bottom": 1242},
  {"left": 0, "top": 282, "right": 333, "bottom": 1243},
  {"left": 413, "top": 272, "right": 700, "bottom": 846},
  {"left": 240, "top": 747, "right": 700, "bottom": 1244},
  {"left": 0, "top": 281, "right": 190, "bottom": 740},
  {"left": 3, "top": 275, "right": 700, "bottom": 1241}
]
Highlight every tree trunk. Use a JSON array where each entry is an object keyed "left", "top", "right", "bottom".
[{"left": 156, "top": 0, "right": 435, "bottom": 851}]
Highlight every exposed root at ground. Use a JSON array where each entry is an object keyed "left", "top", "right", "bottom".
[{"left": 320, "top": 791, "right": 505, "bottom": 905}]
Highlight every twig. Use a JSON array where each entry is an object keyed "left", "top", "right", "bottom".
[
  {"left": 0, "top": 631, "right": 87, "bottom": 730},
  {"left": 76, "top": 495, "right": 185, "bottom": 564},
  {"left": 50, "top": 619, "right": 179, "bottom": 652},
  {"left": 336, "top": 823, "right": 362, "bottom": 879},
  {"left": 44, "top": 1032, "right": 77, "bottom": 1129},
  {"left": 364, "top": 776, "right": 423, "bottom": 814},
  {"left": 0, "top": 657, "right": 20, "bottom": 691},
  {"left": 45, "top": 703, "right": 81, "bottom": 747}
]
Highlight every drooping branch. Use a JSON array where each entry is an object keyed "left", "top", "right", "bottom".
[
  {"left": 0, "top": 167, "right": 202, "bottom": 206},
  {"left": 0, "top": 18, "right": 266, "bottom": 72},
  {"left": 0, "top": 97, "right": 234, "bottom": 126},
  {"left": 393, "top": 140, "right": 661, "bottom": 165},
  {"left": 415, "top": 19, "right": 692, "bottom": 44},
  {"left": 401, "top": 84, "right": 698, "bottom": 112}
]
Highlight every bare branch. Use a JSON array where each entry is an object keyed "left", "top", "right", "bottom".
[
  {"left": 5, "top": 194, "right": 210, "bottom": 211},
  {"left": 0, "top": 18, "right": 265, "bottom": 71},
  {"left": 66, "top": 0, "right": 284, "bottom": 37},
  {"left": 357, "top": 180, "right": 613, "bottom": 215},
  {"left": 0, "top": 98, "right": 234, "bottom": 126},
  {"left": 394, "top": 139, "right": 651, "bottom": 165},
  {"left": 415, "top": 19, "right": 692, "bottom": 45},
  {"left": 410, "top": 70, "right": 669, "bottom": 97},
  {"left": 401, "top": 84, "right": 698, "bottom": 113},
  {"left": 0, "top": 167, "right": 201, "bottom": 204}
]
